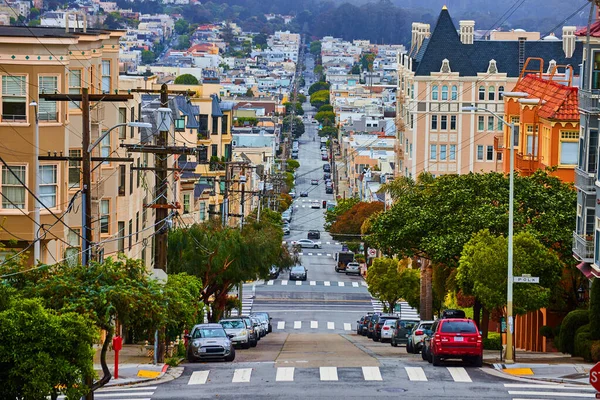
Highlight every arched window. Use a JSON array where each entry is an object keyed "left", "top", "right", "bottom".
[
  {"left": 441, "top": 85, "right": 448, "bottom": 101},
  {"left": 498, "top": 86, "right": 505, "bottom": 100},
  {"left": 479, "top": 86, "right": 485, "bottom": 101},
  {"left": 488, "top": 86, "right": 495, "bottom": 101},
  {"left": 432, "top": 85, "right": 439, "bottom": 100},
  {"left": 451, "top": 85, "right": 458, "bottom": 100}
]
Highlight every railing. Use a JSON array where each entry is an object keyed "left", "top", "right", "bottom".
[
  {"left": 494, "top": 135, "right": 504, "bottom": 151},
  {"left": 573, "top": 231, "right": 594, "bottom": 262},
  {"left": 2, "top": 114, "right": 26, "bottom": 122},
  {"left": 515, "top": 153, "right": 537, "bottom": 174},
  {"left": 574, "top": 166, "right": 596, "bottom": 193},
  {"left": 579, "top": 89, "right": 600, "bottom": 114},
  {"left": 197, "top": 130, "right": 210, "bottom": 141},
  {"left": 90, "top": 103, "right": 105, "bottom": 124}
]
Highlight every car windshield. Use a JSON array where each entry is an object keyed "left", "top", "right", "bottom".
[
  {"left": 383, "top": 319, "right": 396, "bottom": 326},
  {"left": 440, "top": 321, "right": 477, "bottom": 333},
  {"left": 399, "top": 321, "right": 418, "bottom": 330},
  {"left": 221, "top": 320, "right": 245, "bottom": 329},
  {"left": 192, "top": 328, "right": 226, "bottom": 338},
  {"left": 420, "top": 323, "right": 433, "bottom": 331},
  {"left": 291, "top": 266, "right": 305, "bottom": 273}
]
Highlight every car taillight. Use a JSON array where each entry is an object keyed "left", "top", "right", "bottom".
[
  {"left": 383, "top": 326, "right": 390, "bottom": 330},
  {"left": 415, "top": 329, "right": 423, "bottom": 335},
  {"left": 477, "top": 336, "right": 482, "bottom": 343}
]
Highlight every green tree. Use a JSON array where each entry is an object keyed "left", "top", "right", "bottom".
[
  {"left": 163, "top": 273, "right": 204, "bottom": 341},
  {"left": 309, "top": 40, "right": 321, "bottom": 56},
  {"left": 308, "top": 81, "right": 330, "bottom": 95},
  {"left": 221, "top": 23, "right": 235, "bottom": 45},
  {"left": 313, "top": 65, "right": 324, "bottom": 79},
  {"left": 318, "top": 126, "right": 337, "bottom": 137},
  {"left": 310, "top": 89, "right": 330, "bottom": 109},
  {"left": 175, "top": 18, "right": 189, "bottom": 35},
  {"left": 174, "top": 73, "right": 199, "bottom": 85},
  {"left": 314, "top": 110, "right": 335, "bottom": 126},
  {"left": 325, "top": 197, "right": 360, "bottom": 229},
  {"left": 366, "top": 258, "right": 420, "bottom": 313},
  {"left": 176, "top": 34, "right": 190, "bottom": 50},
  {"left": 318, "top": 104, "right": 333, "bottom": 112},
  {"left": 28, "top": 19, "right": 40, "bottom": 26},
  {"left": 245, "top": 87, "right": 255, "bottom": 97},
  {"left": 141, "top": 50, "right": 156, "bottom": 65},
  {"left": 286, "top": 159, "right": 300, "bottom": 172},
  {"left": 351, "top": 63, "right": 361, "bottom": 75},
  {"left": 360, "top": 52, "right": 376, "bottom": 71},
  {"left": 29, "top": 7, "right": 40, "bottom": 19},
  {"left": 283, "top": 115, "right": 304, "bottom": 138}
]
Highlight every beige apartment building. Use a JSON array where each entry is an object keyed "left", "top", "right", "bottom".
[{"left": 397, "top": 7, "right": 582, "bottom": 178}]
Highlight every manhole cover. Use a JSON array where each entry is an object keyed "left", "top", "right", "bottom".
[{"left": 377, "top": 387, "right": 407, "bottom": 393}]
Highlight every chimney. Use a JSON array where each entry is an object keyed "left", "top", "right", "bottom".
[
  {"left": 562, "top": 26, "right": 576, "bottom": 58},
  {"left": 459, "top": 20, "right": 475, "bottom": 45},
  {"left": 411, "top": 23, "right": 430, "bottom": 53}
]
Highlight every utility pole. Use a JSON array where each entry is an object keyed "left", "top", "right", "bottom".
[{"left": 30, "top": 101, "right": 40, "bottom": 263}]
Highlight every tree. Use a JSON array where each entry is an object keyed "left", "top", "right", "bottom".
[
  {"left": 360, "top": 52, "right": 376, "bottom": 71},
  {"left": 329, "top": 201, "right": 384, "bottom": 240},
  {"left": 309, "top": 40, "right": 321, "bottom": 56},
  {"left": 221, "top": 23, "right": 235, "bottom": 45},
  {"left": 29, "top": 7, "right": 40, "bottom": 19},
  {"left": 314, "top": 110, "right": 335, "bottom": 126},
  {"left": 313, "top": 65, "right": 324, "bottom": 79},
  {"left": 325, "top": 197, "right": 360, "bottom": 229},
  {"left": 176, "top": 34, "right": 190, "bottom": 50},
  {"left": 297, "top": 93, "right": 307, "bottom": 104},
  {"left": 286, "top": 159, "right": 300, "bottom": 172},
  {"left": 245, "top": 87, "right": 255, "bottom": 97},
  {"left": 366, "top": 258, "right": 420, "bottom": 313},
  {"left": 175, "top": 18, "right": 189, "bottom": 35},
  {"left": 318, "top": 126, "right": 337, "bottom": 137},
  {"left": 174, "top": 73, "right": 199, "bottom": 85},
  {"left": 141, "top": 50, "right": 156, "bottom": 65},
  {"left": 308, "top": 81, "right": 330, "bottom": 95},
  {"left": 318, "top": 104, "right": 333, "bottom": 112},
  {"left": 283, "top": 115, "right": 304, "bottom": 138},
  {"left": 163, "top": 273, "right": 204, "bottom": 341},
  {"left": 310, "top": 90, "right": 330, "bottom": 109},
  {"left": 351, "top": 63, "right": 361, "bottom": 75},
  {"left": 28, "top": 19, "right": 40, "bottom": 26}
]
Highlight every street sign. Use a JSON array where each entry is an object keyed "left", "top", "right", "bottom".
[
  {"left": 591, "top": 362, "right": 600, "bottom": 392},
  {"left": 367, "top": 248, "right": 377, "bottom": 258},
  {"left": 514, "top": 276, "right": 539, "bottom": 283}
]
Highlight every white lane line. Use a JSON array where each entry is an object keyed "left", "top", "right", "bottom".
[
  {"left": 93, "top": 395, "right": 154, "bottom": 398},
  {"left": 362, "top": 366, "right": 383, "bottom": 381},
  {"left": 317, "top": 253, "right": 322, "bottom": 256},
  {"left": 324, "top": 281, "right": 331, "bottom": 286},
  {"left": 296, "top": 280, "right": 302, "bottom": 285},
  {"left": 232, "top": 368, "right": 252, "bottom": 383},
  {"left": 405, "top": 367, "right": 427, "bottom": 381},
  {"left": 361, "top": 281, "right": 368, "bottom": 287},
  {"left": 504, "top": 384, "right": 597, "bottom": 390},
  {"left": 299, "top": 252, "right": 304, "bottom": 255},
  {"left": 311, "top": 320, "right": 318, "bottom": 329},
  {"left": 188, "top": 371, "right": 210, "bottom": 385},
  {"left": 281, "top": 280, "right": 288, "bottom": 286},
  {"left": 326, "top": 253, "right": 332, "bottom": 257},
  {"left": 277, "top": 321, "right": 285, "bottom": 329},
  {"left": 97, "top": 387, "right": 157, "bottom": 392},
  {"left": 308, "top": 252, "right": 313, "bottom": 256},
  {"left": 310, "top": 281, "right": 316, "bottom": 286},
  {"left": 352, "top": 282, "right": 359, "bottom": 287},
  {"left": 320, "top": 366, "right": 338, "bottom": 381},
  {"left": 507, "top": 392, "right": 595, "bottom": 398},
  {"left": 338, "top": 282, "right": 345, "bottom": 287},
  {"left": 344, "top": 323, "right": 351, "bottom": 331},
  {"left": 294, "top": 321, "right": 302, "bottom": 329},
  {"left": 327, "top": 321, "right": 335, "bottom": 330},
  {"left": 447, "top": 367, "right": 472, "bottom": 383},
  {"left": 276, "top": 367, "right": 295, "bottom": 382},
  {"left": 267, "top": 280, "right": 274, "bottom": 285},
  {"left": 326, "top": 241, "right": 331, "bottom": 244}
]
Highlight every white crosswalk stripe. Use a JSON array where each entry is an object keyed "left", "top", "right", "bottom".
[
  {"left": 338, "top": 281, "right": 344, "bottom": 287},
  {"left": 324, "top": 281, "right": 331, "bottom": 286},
  {"left": 371, "top": 298, "right": 384, "bottom": 312},
  {"left": 327, "top": 321, "right": 335, "bottom": 330},
  {"left": 352, "top": 282, "right": 359, "bottom": 287},
  {"left": 362, "top": 366, "right": 382, "bottom": 381},
  {"left": 447, "top": 367, "right": 472, "bottom": 383},
  {"left": 254, "top": 279, "right": 365, "bottom": 287},
  {"left": 281, "top": 280, "right": 288, "bottom": 285},
  {"left": 344, "top": 323, "right": 352, "bottom": 331},
  {"left": 296, "top": 280, "right": 302, "bottom": 285},
  {"left": 311, "top": 320, "right": 318, "bottom": 328},
  {"left": 277, "top": 321, "right": 285, "bottom": 329},
  {"left": 276, "top": 367, "right": 295, "bottom": 382},
  {"left": 232, "top": 368, "right": 252, "bottom": 383},
  {"left": 188, "top": 371, "right": 210, "bottom": 385},
  {"left": 294, "top": 321, "right": 302, "bottom": 329},
  {"left": 320, "top": 367, "right": 338, "bottom": 381},
  {"left": 310, "top": 280, "right": 316, "bottom": 285},
  {"left": 59, "top": 387, "right": 157, "bottom": 399},
  {"left": 267, "top": 280, "right": 274, "bottom": 285},
  {"left": 504, "top": 383, "right": 597, "bottom": 398},
  {"left": 405, "top": 367, "right": 427, "bottom": 381}
]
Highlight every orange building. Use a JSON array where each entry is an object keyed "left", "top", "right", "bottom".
[{"left": 502, "top": 61, "right": 579, "bottom": 181}]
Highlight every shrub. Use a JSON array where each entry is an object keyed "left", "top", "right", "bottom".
[
  {"left": 590, "top": 278, "right": 600, "bottom": 340},
  {"left": 574, "top": 324, "right": 593, "bottom": 361},
  {"left": 483, "top": 332, "right": 502, "bottom": 350},
  {"left": 539, "top": 325, "right": 554, "bottom": 339},
  {"left": 591, "top": 340, "right": 600, "bottom": 362},
  {"left": 165, "top": 357, "right": 180, "bottom": 367},
  {"left": 177, "top": 341, "right": 186, "bottom": 358},
  {"left": 558, "top": 309, "right": 589, "bottom": 355}
]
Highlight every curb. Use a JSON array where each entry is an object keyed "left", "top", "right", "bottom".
[
  {"left": 103, "top": 365, "right": 183, "bottom": 388},
  {"left": 482, "top": 362, "right": 591, "bottom": 387}
]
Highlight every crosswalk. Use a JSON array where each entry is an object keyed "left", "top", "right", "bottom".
[
  {"left": 274, "top": 320, "right": 354, "bottom": 331},
  {"left": 230, "top": 293, "right": 254, "bottom": 316},
  {"left": 282, "top": 240, "right": 341, "bottom": 246},
  {"left": 263, "top": 279, "right": 367, "bottom": 287},
  {"left": 503, "top": 383, "right": 598, "bottom": 399},
  {"left": 370, "top": 299, "right": 419, "bottom": 318},
  {"left": 186, "top": 366, "right": 478, "bottom": 385},
  {"left": 57, "top": 386, "right": 156, "bottom": 400}
]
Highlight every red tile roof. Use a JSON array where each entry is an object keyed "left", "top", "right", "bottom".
[
  {"left": 575, "top": 21, "right": 600, "bottom": 37},
  {"left": 513, "top": 75, "right": 579, "bottom": 120}
]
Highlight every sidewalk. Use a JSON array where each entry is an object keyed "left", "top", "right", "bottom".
[
  {"left": 483, "top": 349, "right": 595, "bottom": 385},
  {"left": 93, "top": 344, "right": 170, "bottom": 387}
]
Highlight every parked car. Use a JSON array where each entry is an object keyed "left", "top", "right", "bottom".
[
  {"left": 380, "top": 318, "right": 398, "bottom": 343},
  {"left": 289, "top": 265, "right": 308, "bottom": 281},
  {"left": 390, "top": 319, "right": 419, "bottom": 347},
  {"left": 251, "top": 312, "right": 272, "bottom": 333},
  {"left": 289, "top": 190, "right": 296, "bottom": 198},
  {"left": 406, "top": 320, "right": 434, "bottom": 353},
  {"left": 186, "top": 323, "right": 235, "bottom": 362},
  {"left": 283, "top": 225, "right": 290, "bottom": 235},
  {"left": 366, "top": 313, "right": 383, "bottom": 338},
  {"left": 373, "top": 315, "right": 400, "bottom": 342},
  {"left": 292, "top": 239, "right": 321, "bottom": 248},
  {"left": 321, "top": 154, "right": 328, "bottom": 161},
  {"left": 220, "top": 318, "right": 252, "bottom": 349},
  {"left": 357, "top": 315, "right": 368, "bottom": 335},
  {"left": 307, "top": 230, "right": 320, "bottom": 239},
  {"left": 345, "top": 262, "right": 361, "bottom": 275},
  {"left": 311, "top": 179, "right": 319, "bottom": 185},
  {"left": 239, "top": 316, "right": 259, "bottom": 347},
  {"left": 245, "top": 315, "right": 263, "bottom": 340},
  {"left": 323, "top": 172, "right": 331, "bottom": 180},
  {"left": 323, "top": 164, "right": 331, "bottom": 172},
  {"left": 300, "top": 190, "right": 309, "bottom": 197},
  {"left": 311, "top": 201, "right": 320, "bottom": 209},
  {"left": 282, "top": 210, "right": 292, "bottom": 223},
  {"left": 428, "top": 319, "right": 483, "bottom": 367},
  {"left": 441, "top": 309, "right": 466, "bottom": 319}
]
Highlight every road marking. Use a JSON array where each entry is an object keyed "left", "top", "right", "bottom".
[
  {"left": 352, "top": 282, "right": 359, "bottom": 287},
  {"left": 294, "top": 321, "right": 302, "bottom": 329},
  {"left": 311, "top": 320, "right": 318, "bottom": 328},
  {"left": 310, "top": 281, "right": 316, "bottom": 286},
  {"left": 299, "top": 252, "right": 304, "bottom": 255},
  {"left": 503, "top": 368, "right": 533, "bottom": 375},
  {"left": 93, "top": 395, "right": 153, "bottom": 398},
  {"left": 326, "top": 253, "right": 332, "bottom": 257},
  {"left": 344, "top": 323, "right": 352, "bottom": 331},
  {"left": 96, "top": 387, "right": 157, "bottom": 392},
  {"left": 338, "top": 282, "right": 345, "bottom": 287},
  {"left": 447, "top": 367, "right": 472, "bottom": 382},
  {"left": 507, "top": 392, "right": 595, "bottom": 398},
  {"left": 188, "top": 371, "right": 209, "bottom": 385},
  {"left": 276, "top": 367, "right": 295, "bottom": 382},
  {"left": 326, "top": 241, "right": 331, "bottom": 244},
  {"left": 281, "top": 280, "right": 288, "bottom": 286},
  {"left": 267, "top": 280, "right": 274, "bottom": 285},
  {"left": 319, "top": 366, "right": 338, "bottom": 381},
  {"left": 405, "top": 367, "right": 427, "bottom": 381},
  {"left": 308, "top": 252, "right": 313, "bottom": 256},
  {"left": 324, "top": 281, "right": 331, "bottom": 286},
  {"left": 504, "top": 384, "right": 597, "bottom": 391},
  {"left": 362, "top": 366, "right": 383, "bottom": 381},
  {"left": 317, "top": 253, "right": 322, "bottom": 256},
  {"left": 361, "top": 281, "right": 368, "bottom": 286},
  {"left": 232, "top": 368, "right": 252, "bottom": 383},
  {"left": 277, "top": 321, "right": 285, "bottom": 329},
  {"left": 327, "top": 321, "right": 335, "bottom": 330},
  {"left": 296, "top": 280, "right": 302, "bottom": 285}
]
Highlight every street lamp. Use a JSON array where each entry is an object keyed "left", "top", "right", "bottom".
[
  {"left": 462, "top": 93, "right": 526, "bottom": 363},
  {"left": 88, "top": 121, "right": 152, "bottom": 153}
]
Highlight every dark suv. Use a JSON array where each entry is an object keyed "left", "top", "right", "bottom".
[
  {"left": 308, "top": 230, "right": 320, "bottom": 239},
  {"left": 366, "top": 313, "right": 382, "bottom": 338}
]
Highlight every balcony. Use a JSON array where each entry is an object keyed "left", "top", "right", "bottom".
[
  {"left": 579, "top": 89, "right": 600, "bottom": 114},
  {"left": 494, "top": 135, "right": 504, "bottom": 152},
  {"left": 574, "top": 166, "right": 596, "bottom": 193},
  {"left": 573, "top": 231, "right": 594, "bottom": 262},
  {"left": 90, "top": 103, "right": 105, "bottom": 124},
  {"left": 515, "top": 153, "right": 537, "bottom": 174}
]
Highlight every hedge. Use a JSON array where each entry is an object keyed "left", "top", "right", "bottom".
[
  {"left": 591, "top": 278, "right": 600, "bottom": 340},
  {"left": 558, "top": 309, "right": 589, "bottom": 355},
  {"left": 574, "top": 324, "right": 592, "bottom": 361},
  {"left": 483, "top": 332, "right": 502, "bottom": 350},
  {"left": 592, "top": 340, "right": 600, "bottom": 362}
]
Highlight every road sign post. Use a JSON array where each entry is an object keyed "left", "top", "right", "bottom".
[
  {"left": 513, "top": 275, "right": 540, "bottom": 284},
  {"left": 591, "top": 362, "right": 600, "bottom": 393}
]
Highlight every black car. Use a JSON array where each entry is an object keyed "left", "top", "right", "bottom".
[
  {"left": 366, "top": 312, "right": 383, "bottom": 338},
  {"left": 357, "top": 314, "right": 373, "bottom": 335},
  {"left": 323, "top": 172, "right": 331, "bottom": 180},
  {"left": 323, "top": 164, "right": 331, "bottom": 172},
  {"left": 269, "top": 265, "right": 279, "bottom": 279},
  {"left": 289, "top": 265, "right": 307, "bottom": 281},
  {"left": 308, "top": 230, "right": 320, "bottom": 239}
]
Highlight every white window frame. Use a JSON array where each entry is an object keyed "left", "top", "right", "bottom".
[
  {"left": 38, "top": 164, "right": 58, "bottom": 209},
  {"left": 38, "top": 74, "right": 59, "bottom": 122},
  {"left": 101, "top": 60, "right": 111, "bottom": 93},
  {"left": 430, "top": 144, "right": 437, "bottom": 160},
  {"left": 477, "top": 145, "right": 484, "bottom": 161},
  {"left": 1, "top": 164, "right": 27, "bottom": 210},
  {"left": 100, "top": 199, "right": 110, "bottom": 235},
  {"left": 1, "top": 74, "right": 28, "bottom": 123},
  {"left": 68, "top": 69, "right": 82, "bottom": 110}
]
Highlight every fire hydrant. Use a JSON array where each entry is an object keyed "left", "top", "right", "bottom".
[{"left": 112, "top": 336, "right": 123, "bottom": 379}]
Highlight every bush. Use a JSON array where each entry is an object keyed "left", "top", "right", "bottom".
[
  {"left": 177, "top": 341, "right": 186, "bottom": 357},
  {"left": 591, "top": 340, "right": 600, "bottom": 362},
  {"left": 558, "top": 309, "right": 589, "bottom": 355},
  {"left": 539, "top": 325, "right": 554, "bottom": 339},
  {"left": 483, "top": 332, "right": 502, "bottom": 350},
  {"left": 165, "top": 357, "right": 180, "bottom": 367},
  {"left": 590, "top": 278, "right": 600, "bottom": 340},
  {"left": 574, "top": 324, "right": 593, "bottom": 361}
]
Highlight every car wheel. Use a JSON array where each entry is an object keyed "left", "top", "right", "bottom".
[
  {"left": 427, "top": 351, "right": 433, "bottom": 364},
  {"left": 421, "top": 348, "right": 428, "bottom": 361},
  {"left": 432, "top": 355, "right": 442, "bottom": 366},
  {"left": 406, "top": 341, "right": 413, "bottom": 353},
  {"left": 373, "top": 336, "right": 379, "bottom": 342},
  {"left": 314, "top": 245, "right": 318, "bottom": 248},
  {"left": 268, "top": 325, "right": 272, "bottom": 333},
  {"left": 225, "top": 349, "right": 236, "bottom": 362},
  {"left": 187, "top": 350, "right": 197, "bottom": 363},
  {"left": 335, "top": 267, "right": 339, "bottom": 272},
  {"left": 345, "top": 272, "right": 349, "bottom": 275},
  {"left": 250, "top": 339, "right": 257, "bottom": 348},
  {"left": 473, "top": 355, "right": 483, "bottom": 367},
  {"left": 391, "top": 339, "right": 397, "bottom": 347},
  {"left": 367, "top": 331, "right": 372, "bottom": 338},
  {"left": 242, "top": 342, "right": 250, "bottom": 349},
  {"left": 413, "top": 344, "right": 420, "bottom": 354}
]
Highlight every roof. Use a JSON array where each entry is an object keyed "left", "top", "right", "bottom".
[
  {"left": 413, "top": 8, "right": 583, "bottom": 77},
  {"left": 194, "top": 182, "right": 212, "bottom": 199},
  {"left": 0, "top": 26, "right": 106, "bottom": 38},
  {"left": 211, "top": 94, "right": 224, "bottom": 117},
  {"left": 575, "top": 21, "right": 600, "bottom": 38},
  {"left": 513, "top": 74, "right": 579, "bottom": 120}
]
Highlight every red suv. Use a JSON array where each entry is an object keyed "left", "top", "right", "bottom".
[{"left": 429, "top": 318, "right": 483, "bottom": 367}]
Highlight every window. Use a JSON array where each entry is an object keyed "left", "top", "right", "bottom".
[
  {"left": 128, "top": 219, "right": 132, "bottom": 250},
  {"left": 39, "top": 165, "right": 57, "bottom": 208},
  {"left": 450, "top": 115, "right": 457, "bottom": 130},
  {"left": 101, "top": 131, "right": 110, "bottom": 164},
  {"left": 100, "top": 200, "right": 110, "bottom": 234},
  {"left": 593, "top": 51, "right": 600, "bottom": 89},
  {"left": 118, "top": 221, "right": 125, "bottom": 253},
  {"left": 478, "top": 86, "right": 485, "bottom": 101},
  {"left": 175, "top": 118, "right": 185, "bottom": 132},
  {"left": 488, "top": 86, "right": 495, "bottom": 101},
  {"left": 432, "top": 85, "right": 438, "bottom": 100},
  {"left": 69, "top": 70, "right": 82, "bottom": 109},
  {"left": 39, "top": 76, "right": 58, "bottom": 121},
  {"left": 441, "top": 115, "right": 447, "bottom": 130},
  {"left": 130, "top": 106, "right": 136, "bottom": 138},
  {"left": 449, "top": 144, "right": 456, "bottom": 160},
  {"left": 451, "top": 85, "right": 458, "bottom": 100},
  {"left": 64, "top": 228, "right": 80, "bottom": 265},
  {"left": 136, "top": 212, "right": 139, "bottom": 242},
  {"left": 477, "top": 145, "right": 484, "bottom": 161},
  {"left": 129, "top": 163, "right": 133, "bottom": 195},
  {"left": 211, "top": 116, "right": 219, "bottom": 134},
  {"left": 211, "top": 144, "right": 218, "bottom": 157},
  {"left": 68, "top": 149, "right": 81, "bottom": 189},
  {"left": 118, "top": 107, "right": 126, "bottom": 139},
  {"left": 101, "top": 60, "right": 111, "bottom": 93},
  {"left": 118, "top": 165, "right": 126, "bottom": 196},
  {"left": 478, "top": 116, "right": 484, "bottom": 131},
  {"left": 497, "top": 118, "right": 503, "bottom": 131},
  {"left": 200, "top": 202, "right": 206, "bottom": 221},
  {"left": 488, "top": 116, "right": 494, "bottom": 131},
  {"left": 430, "top": 144, "right": 437, "bottom": 160},
  {"left": 511, "top": 116, "right": 520, "bottom": 146},
  {"left": 441, "top": 85, "right": 448, "bottom": 101},
  {"left": 497, "top": 152, "right": 503, "bottom": 161},
  {"left": 2, "top": 75, "right": 27, "bottom": 122},
  {"left": 526, "top": 135, "right": 538, "bottom": 155},
  {"left": 1, "top": 165, "right": 25, "bottom": 209},
  {"left": 440, "top": 144, "right": 447, "bottom": 160},
  {"left": 487, "top": 145, "right": 494, "bottom": 161},
  {"left": 431, "top": 115, "right": 438, "bottom": 130},
  {"left": 560, "top": 131, "right": 579, "bottom": 165},
  {"left": 183, "top": 193, "right": 190, "bottom": 214},
  {"left": 221, "top": 116, "right": 228, "bottom": 134},
  {"left": 498, "top": 86, "right": 504, "bottom": 100},
  {"left": 136, "top": 158, "right": 141, "bottom": 188}
]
